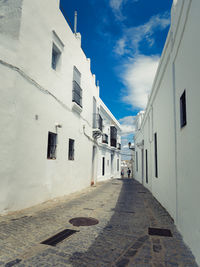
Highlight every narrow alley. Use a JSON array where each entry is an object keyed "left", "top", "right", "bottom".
[{"left": 0, "top": 179, "right": 197, "bottom": 266}]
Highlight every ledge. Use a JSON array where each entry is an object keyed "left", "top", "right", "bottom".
[{"left": 72, "top": 102, "right": 82, "bottom": 114}]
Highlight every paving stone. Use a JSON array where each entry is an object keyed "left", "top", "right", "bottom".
[
  {"left": 0, "top": 179, "right": 198, "bottom": 266},
  {"left": 153, "top": 244, "right": 162, "bottom": 253}
]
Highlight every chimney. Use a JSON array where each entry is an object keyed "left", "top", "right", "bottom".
[{"left": 74, "top": 11, "right": 77, "bottom": 34}]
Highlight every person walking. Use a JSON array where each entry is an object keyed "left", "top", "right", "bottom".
[
  {"left": 127, "top": 168, "right": 131, "bottom": 178},
  {"left": 121, "top": 169, "right": 124, "bottom": 178}
]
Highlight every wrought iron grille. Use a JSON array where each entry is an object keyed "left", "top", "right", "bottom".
[
  {"left": 93, "top": 113, "right": 103, "bottom": 131},
  {"left": 110, "top": 126, "right": 117, "bottom": 147},
  {"left": 72, "top": 80, "right": 82, "bottom": 107},
  {"left": 102, "top": 134, "right": 108, "bottom": 144}
]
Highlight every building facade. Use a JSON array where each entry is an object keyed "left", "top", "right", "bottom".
[
  {"left": 134, "top": 0, "right": 200, "bottom": 264},
  {"left": 0, "top": 0, "right": 121, "bottom": 214}
]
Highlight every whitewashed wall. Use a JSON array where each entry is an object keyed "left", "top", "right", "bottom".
[
  {"left": 0, "top": 0, "right": 121, "bottom": 214},
  {"left": 134, "top": 0, "right": 200, "bottom": 264}
]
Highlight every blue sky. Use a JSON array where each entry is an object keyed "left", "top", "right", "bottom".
[{"left": 60, "top": 0, "right": 173, "bottom": 159}]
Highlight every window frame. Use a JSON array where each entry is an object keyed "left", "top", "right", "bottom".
[
  {"left": 180, "top": 90, "right": 187, "bottom": 128},
  {"left": 102, "top": 157, "right": 105, "bottom": 176},
  {"left": 68, "top": 139, "right": 75, "bottom": 161},
  {"left": 72, "top": 66, "right": 82, "bottom": 107},
  {"left": 51, "top": 43, "right": 61, "bottom": 71},
  {"left": 47, "top": 132, "right": 57, "bottom": 160}
]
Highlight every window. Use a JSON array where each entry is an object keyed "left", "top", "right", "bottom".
[
  {"left": 102, "top": 157, "right": 105, "bottom": 176},
  {"left": 102, "top": 134, "right": 108, "bottom": 144},
  {"left": 110, "top": 126, "right": 117, "bottom": 147},
  {"left": 47, "top": 132, "right": 57, "bottom": 159},
  {"left": 154, "top": 133, "right": 158, "bottom": 178},
  {"left": 68, "top": 139, "right": 75, "bottom": 160},
  {"left": 51, "top": 43, "right": 61, "bottom": 70},
  {"left": 146, "top": 149, "right": 148, "bottom": 183},
  {"left": 136, "top": 151, "right": 138, "bottom": 172},
  {"left": 117, "top": 159, "right": 119, "bottom": 171},
  {"left": 180, "top": 90, "right": 187, "bottom": 128},
  {"left": 72, "top": 66, "right": 82, "bottom": 107}
]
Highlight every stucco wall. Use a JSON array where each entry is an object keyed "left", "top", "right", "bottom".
[
  {"left": 0, "top": 0, "right": 121, "bottom": 214},
  {"left": 134, "top": 0, "right": 200, "bottom": 264}
]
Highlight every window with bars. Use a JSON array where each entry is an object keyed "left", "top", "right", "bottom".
[
  {"left": 47, "top": 132, "right": 57, "bottom": 159},
  {"left": 180, "top": 90, "right": 187, "bottom": 128},
  {"left": 110, "top": 126, "right": 117, "bottom": 147},
  {"left": 68, "top": 139, "right": 75, "bottom": 160},
  {"left": 72, "top": 66, "right": 82, "bottom": 107}
]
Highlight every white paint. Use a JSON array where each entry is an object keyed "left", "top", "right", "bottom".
[
  {"left": 134, "top": 0, "right": 200, "bottom": 264},
  {"left": 0, "top": 0, "right": 121, "bottom": 214}
]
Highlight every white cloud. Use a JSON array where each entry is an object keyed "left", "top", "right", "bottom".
[
  {"left": 114, "top": 12, "right": 170, "bottom": 55},
  {"left": 122, "top": 54, "right": 159, "bottom": 109},
  {"left": 109, "top": 0, "right": 127, "bottom": 21},
  {"left": 109, "top": 0, "right": 124, "bottom": 10},
  {"left": 119, "top": 115, "right": 136, "bottom": 135},
  {"left": 120, "top": 134, "right": 134, "bottom": 160}
]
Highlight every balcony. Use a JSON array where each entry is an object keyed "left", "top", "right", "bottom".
[
  {"left": 72, "top": 80, "right": 82, "bottom": 108},
  {"left": 110, "top": 126, "right": 117, "bottom": 148},
  {"left": 93, "top": 113, "right": 103, "bottom": 138},
  {"left": 102, "top": 134, "right": 108, "bottom": 144},
  {"left": 117, "top": 143, "right": 121, "bottom": 150},
  {"left": 93, "top": 113, "right": 103, "bottom": 131}
]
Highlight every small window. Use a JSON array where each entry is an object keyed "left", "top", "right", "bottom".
[
  {"left": 68, "top": 139, "right": 75, "bottom": 160},
  {"left": 51, "top": 43, "right": 61, "bottom": 70},
  {"left": 180, "top": 90, "right": 187, "bottom": 128},
  {"left": 117, "top": 159, "right": 119, "bottom": 171},
  {"left": 146, "top": 149, "right": 148, "bottom": 183},
  {"left": 154, "top": 133, "right": 158, "bottom": 178},
  {"left": 136, "top": 151, "right": 138, "bottom": 172},
  {"left": 47, "top": 132, "right": 57, "bottom": 159},
  {"left": 102, "top": 157, "right": 105, "bottom": 176}
]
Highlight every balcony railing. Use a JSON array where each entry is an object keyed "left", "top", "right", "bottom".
[
  {"left": 117, "top": 143, "right": 121, "bottom": 150},
  {"left": 102, "top": 134, "right": 108, "bottom": 144},
  {"left": 93, "top": 113, "right": 103, "bottom": 132},
  {"left": 110, "top": 126, "right": 117, "bottom": 147},
  {"left": 72, "top": 80, "right": 82, "bottom": 108}
]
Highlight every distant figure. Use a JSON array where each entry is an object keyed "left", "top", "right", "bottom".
[
  {"left": 121, "top": 169, "right": 124, "bottom": 178},
  {"left": 127, "top": 168, "right": 131, "bottom": 178}
]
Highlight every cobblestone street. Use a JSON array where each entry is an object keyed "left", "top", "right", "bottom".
[{"left": 0, "top": 179, "right": 198, "bottom": 266}]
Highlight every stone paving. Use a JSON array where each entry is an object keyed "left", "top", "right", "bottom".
[{"left": 0, "top": 179, "right": 198, "bottom": 266}]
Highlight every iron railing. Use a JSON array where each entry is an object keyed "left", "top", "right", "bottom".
[
  {"left": 102, "top": 134, "right": 108, "bottom": 144},
  {"left": 110, "top": 126, "right": 117, "bottom": 147},
  {"left": 72, "top": 80, "right": 82, "bottom": 107},
  {"left": 93, "top": 113, "right": 103, "bottom": 132}
]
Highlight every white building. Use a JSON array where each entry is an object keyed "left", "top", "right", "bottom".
[
  {"left": 0, "top": 0, "right": 121, "bottom": 214},
  {"left": 134, "top": 0, "right": 200, "bottom": 264}
]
